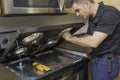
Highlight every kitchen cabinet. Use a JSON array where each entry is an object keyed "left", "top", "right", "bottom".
[
  {"left": 0, "top": 1, "right": 1, "bottom": 14},
  {"left": 95, "top": 0, "right": 120, "bottom": 10}
]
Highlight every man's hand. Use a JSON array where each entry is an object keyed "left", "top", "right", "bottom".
[{"left": 59, "top": 29, "right": 72, "bottom": 41}]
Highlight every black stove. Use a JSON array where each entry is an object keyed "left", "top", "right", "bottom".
[{"left": 0, "top": 22, "right": 89, "bottom": 80}]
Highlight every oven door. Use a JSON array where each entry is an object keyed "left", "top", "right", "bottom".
[{"left": 1, "top": 0, "right": 64, "bottom": 15}]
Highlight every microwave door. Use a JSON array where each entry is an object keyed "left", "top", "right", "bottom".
[{"left": 1, "top": 0, "right": 61, "bottom": 15}]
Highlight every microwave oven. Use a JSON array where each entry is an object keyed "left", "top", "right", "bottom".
[{"left": 1, "top": 0, "right": 65, "bottom": 15}]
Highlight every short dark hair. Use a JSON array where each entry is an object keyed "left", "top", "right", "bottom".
[
  {"left": 72, "top": 0, "right": 94, "bottom": 4},
  {"left": 66, "top": 0, "right": 94, "bottom": 8}
]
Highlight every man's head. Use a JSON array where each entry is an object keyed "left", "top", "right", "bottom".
[{"left": 72, "top": 0, "right": 96, "bottom": 19}]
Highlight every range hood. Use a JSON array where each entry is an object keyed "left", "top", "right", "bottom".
[{"left": 0, "top": 0, "right": 67, "bottom": 15}]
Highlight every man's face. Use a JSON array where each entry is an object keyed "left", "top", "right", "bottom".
[{"left": 73, "top": 2, "right": 91, "bottom": 19}]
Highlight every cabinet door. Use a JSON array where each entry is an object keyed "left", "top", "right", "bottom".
[{"left": 95, "top": 0, "right": 120, "bottom": 10}]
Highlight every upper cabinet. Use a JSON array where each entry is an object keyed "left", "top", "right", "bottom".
[
  {"left": 0, "top": 1, "right": 1, "bottom": 14},
  {"left": 63, "top": 0, "right": 74, "bottom": 13}
]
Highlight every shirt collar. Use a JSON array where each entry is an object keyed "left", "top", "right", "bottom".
[{"left": 92, "top": 2, "right": 104, "bottom": 19}]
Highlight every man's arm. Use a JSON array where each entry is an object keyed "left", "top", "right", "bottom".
[
  {"left": 78, "top": 33, "right": 90, "bottom": 38},
  {"left": 61, "top": 31, "right": 108, "bottom": 48}
]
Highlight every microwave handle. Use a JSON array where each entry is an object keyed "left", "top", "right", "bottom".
[{"left": 57, "top": 0, "right": 65, "bottom": 12}]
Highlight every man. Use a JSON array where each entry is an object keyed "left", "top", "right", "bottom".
[{"left": 59, "top": 0, "right": 120, "bottom": 80}]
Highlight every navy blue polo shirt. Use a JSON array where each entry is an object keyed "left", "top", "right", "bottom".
[{"left": 87, "top": 2, "right": 120, "bottom": 56}]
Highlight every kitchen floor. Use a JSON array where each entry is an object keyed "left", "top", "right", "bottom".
[{"left": 0, "top": 64, "right": 22, "bottom": 80}]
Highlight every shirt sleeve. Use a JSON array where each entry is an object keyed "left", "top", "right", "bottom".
[{"left": 95, "top": 10, "right": 120, "bottom": 35}]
